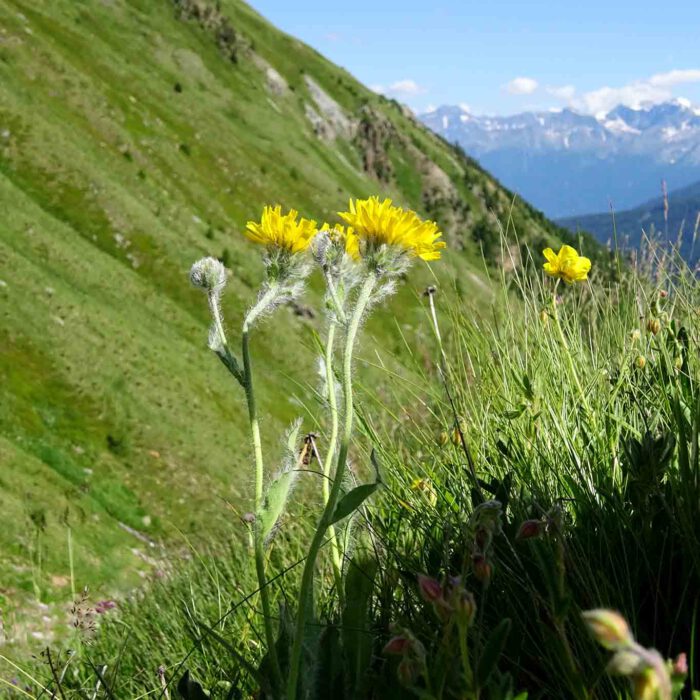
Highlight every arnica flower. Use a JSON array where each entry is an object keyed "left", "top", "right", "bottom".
[
  {"left": 542, "top": 245, "right": 591, "bottom": 284},
  {"left": 245, "top": 205, "right": 317, "bottom": 253},
  {"left": 338, "top": 196, "right": 445, "bottom": 261}
]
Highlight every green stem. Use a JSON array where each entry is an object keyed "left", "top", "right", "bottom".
[
  {"left": 321, "top": 321, "right": 345, "bottom": 607},
  {"left": 286, "top": 274, "right": 377, "bottom": 700},
  {"left": 242, "top": 285, "right": 283, "bottom": 694}
]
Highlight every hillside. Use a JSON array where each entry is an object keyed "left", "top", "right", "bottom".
[
  {"left": 559, "top": 179, "right": 700, "bottom": 266},
  {"left": 0, "top": 0, "right": 588, "bottom": 630},
  {"left": 421, "top": 101, "right": 700, "bottom": 218}
]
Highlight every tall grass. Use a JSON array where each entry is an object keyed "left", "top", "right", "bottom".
[{"left": 8, "top": 243, "right": 698, "bottom": 699}]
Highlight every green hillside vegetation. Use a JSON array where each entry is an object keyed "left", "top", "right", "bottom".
[
  {"left": 0, "top": 0, "right": 595, "bottom": 644},
  {"left": 560, "top": 179, "right": 700, "bottom": 266}
]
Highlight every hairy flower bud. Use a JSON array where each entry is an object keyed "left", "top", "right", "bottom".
[
  {"left": 516, "top": 519, "right": 545, "bottom": 541},
  {"left": 190, "top": 257, "right": 227, "bottom": 293},
  {"left": 454, "top": 589, "right": 476, "bottom": 626},
  {"left": 582, "top": 609, "right": 634, "bottom": 650},
  {"left": 635, "top": 355, "right": 646, "bottom": 369}
]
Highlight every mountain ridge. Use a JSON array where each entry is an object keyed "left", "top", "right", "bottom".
[{"left": 420, "top": 99, "right": 700, "bottom": 218}]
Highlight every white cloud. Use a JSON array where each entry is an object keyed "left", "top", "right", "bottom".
[
  {"left": 372, "top": 79, "right": 426, "bottom": 97},
  {"left": 505, "top": 77, "right": 539, "bottom": 95},
  {"left": 572, "top": 69, "right": 700, "bottom": 115},
  {"left": 459, "top": 102, "right": 472, "bottom": 113}
]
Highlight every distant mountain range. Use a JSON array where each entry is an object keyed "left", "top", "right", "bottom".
[
  {"left": 559, "top": 179, "right": 700, "bottom": 266},
  {"left": 420, "top": 100, "right": 700, "bottom": 218}
]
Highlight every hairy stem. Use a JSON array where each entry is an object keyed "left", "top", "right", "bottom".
[
  {"left": 242, "top": 284, "right": 283, "bottom": 694},
  {"left": 321, "top": 321, "right": 345, "bottom": 606},
  {"left": 286, "top": 273, "right": 377, "bottom": 700}
]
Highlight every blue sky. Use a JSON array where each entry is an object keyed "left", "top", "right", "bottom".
[{"left": 249, "top": 0, "right": 700, "bottom": 116}]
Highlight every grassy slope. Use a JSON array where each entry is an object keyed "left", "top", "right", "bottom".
[{"left": 0, "top": 0, "right": 583, "bottom": 623}]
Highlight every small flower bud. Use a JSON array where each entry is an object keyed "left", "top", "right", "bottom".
[
  {"left": 539, "top": 309, "right": 549, "bottom": 324},
  {"left": 472, "top": 554, "right": 492, "bottom": 585},
  {"left": 629, "top": 329, "right": 642, "bottom": 343},
  {"left": 383, "top": 635, "right": 411, "bottom": 655},
  {"left": 516, "top": 519, "right": 545, "bottom": 541},
  {"left": 454, "top": 589, "right": 476, "bottom": 626},
  {"left": 437, "top": 430, "right": 449, "bottom": 447},
  {"left": 646, "top": 318, "right": 661, "bottom": 335},
  {"left": 190, "top": 257, "right": 226, "bottom": 293},
  {"left": 582, "top": 609, "right": 634, "bottom": 650},
  {"left": 631, "top": 668, "right": 662, "bottom": 700},
  {"left": 674, "top": 356, "right": 683, "bottom": 371},
  {"left": 659, "top": 290, "right": 668, "bottom": 299},
  {"left": 607, "top": 650, "right": 644, "bottom": 676},
  {"left": 635, "top": 355, "right": 646, "bottom": 369},
  {"left": 672, "top": 652, "right": 687, "bottom": 677},
  {"left": 417, "top": 574, "right": 443, "bottom": 603},
  {"left": 397, "top": 658, "right": 420, "bottom": 686}
]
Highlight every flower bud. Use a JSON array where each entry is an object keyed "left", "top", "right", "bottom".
[
  {"left": 454, "top": 589, "right": 476, "bottom": 626},
  {"left": 646, "top": 318, "right": 661, "bottom": 335},
  {"left": 659, "top": 290, "right": 668, "bottom": 299},
  {"left": 635, "top": 356, "right": 646, "bottom": 369},
  {"left": 417, "top": 574, "right": 443, "bottom": 603},
  {"left": 516, "top": 519, "right": 545, "bottom": 541},
  {"left": 472, "top": 554, "right": 492, "bottom": 585},
  {"left": 629, "top": 329, "right": 642, "bottom": 343},
  {"left": 397, "top": 658, "right": 420, "bottom": 686},
  {"left": 383, "top": 635, "right": 411, "bottom": 655},
  {"left": 539, "top": 309, "right": 549, "bottom": 324},
  {"left": 190, "top": 257, "right": 226, "bottom": 293},
  {"left": 674, "top": 356, "right": 683, "bottom": 371},
  {"left": 631, "top": 668, "right": 662, "bottom": 700},
  {"left": 437, "top": 430, "right": 449, "bottom": 447},
  {"left": 672, "top": 652, "right": 687, "bottom": 677},
  {"left": 582, "top": 609, "right": 634, "bottom": 650}
]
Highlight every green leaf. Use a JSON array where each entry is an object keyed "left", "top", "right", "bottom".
[
  {"left": 476, "top": 618, "right": 512, "bottom": 687},
  {"left": 177, "top": 670, "right": 209, "bottom": 700},
  {"left": 329, "top": 482, "right": 379, "bottom": 525},
  {"left": 258, "top": 470, "right": 295, "bottom": 542}
]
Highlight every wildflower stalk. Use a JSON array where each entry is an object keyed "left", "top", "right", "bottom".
[
  {"left": 241, "top": 284, "right": 283, "bottom": 694},
  {"left": 321, "top": 320, "right": 345, "bottom": 606},
  {"left": 287, "top": 272, "right": 377, "bottom": 700}
]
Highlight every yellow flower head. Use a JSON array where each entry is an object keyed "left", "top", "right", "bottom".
[
  {"left": 338, "top": 197, "right": 446, "bottom": 261},
  {"left": 543, "top": 245, "right": 591, "bottom": 284},
  {"left": 245, "top": 205, "right": 317, "bottom": 254},
  {"left": 320, "top": 222, "right": 360, "bottom": 258}
]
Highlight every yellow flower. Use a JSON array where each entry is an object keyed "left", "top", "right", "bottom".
[
  {"left": 410, "top": 477, "right": 437, "bottom": 506},
  {"left": 338, "top": 196, "right": 445, "bottom": 261},
  {"left": 320, "top": 222, "right": 359, "bottom": 258},
  {"left": 245, "top": 205, "right": 317, "bottom": 253},
  {"left": 542, "top": 245, "right": 591, "bottom": 284}
]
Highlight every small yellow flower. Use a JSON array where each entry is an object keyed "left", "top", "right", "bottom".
[
  {"left": 542, "top": 245, "right": 591, "bottom": 284},
  {"left": 245, "top": 205, "right": 317, "bottom": 253},
  {"left": 338, "top": 196, "right": 445, "bottom": 261}
]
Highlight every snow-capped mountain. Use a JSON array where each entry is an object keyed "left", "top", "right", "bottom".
[{"left": 420, "top": 100, "right": 700, "bottom": 217}]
